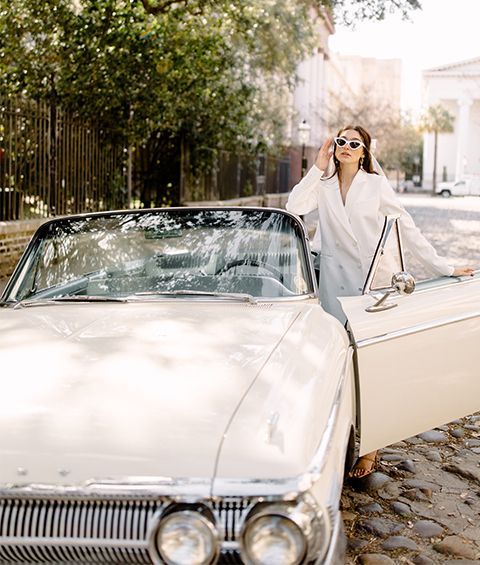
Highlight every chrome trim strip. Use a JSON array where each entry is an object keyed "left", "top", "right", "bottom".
[
  {"left": 414, "top": 272, "right": 479, "bottom": 294},
  {"left": 395, "top": 220, "right": 406, "bottom": 273},
  {"left": 357, "top": 311, "right": 480, "bottom": 349},
  {"left": 252, "top": 293, "right": 316, "bottom": 303},
  {"left": 363, "top": 215, "right": 400, "bottom": 294},
  {"left": 0, "top": 477, "right": 212, "bottom": 499},
  {"left": 0, "top": 537, "right": 147, "bottom": 549},
  {"left": 275, "top": 208, "right": 319, "bottom": 298},
  {"left": 2, "top": 293, "right": 318, "bottom": 309},
  {"left": 323, "top": 510, "right": 346, "bottom": 565},
  {"left": 221, "top": 541, "right": 240, "bottom": 551}
]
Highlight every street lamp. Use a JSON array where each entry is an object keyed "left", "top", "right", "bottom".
[{"left": 298, "top": 120, "right": 311, "bottom": 177}]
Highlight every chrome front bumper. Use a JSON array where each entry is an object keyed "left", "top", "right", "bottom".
[{"left": 318, "top": 510, "right": 346, "bottom": 565}]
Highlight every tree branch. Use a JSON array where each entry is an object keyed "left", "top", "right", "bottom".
[{"left": 138, "top": 0, "right": 188, "bottom": 15}]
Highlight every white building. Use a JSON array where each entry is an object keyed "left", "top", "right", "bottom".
[
  {"left": 326, "top": 54, "right": 402, "bottom": 123},
  {"left": 290, "top": 9, "right": 334, "bottom": 149},
  {"left": 422, "top": 57, "right": 480, "bottom": 186}
]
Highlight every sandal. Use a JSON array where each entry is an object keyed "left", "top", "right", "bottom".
[{"left": 348, "top": 451, "right": 378, "bottom": 479}]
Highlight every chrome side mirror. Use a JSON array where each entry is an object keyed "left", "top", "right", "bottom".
[
  {"left": 392, "top": 271, "right": 415, "bottom": 295},
  {"left": 366, "top": 271, "right": 416, "bottom": 313}
]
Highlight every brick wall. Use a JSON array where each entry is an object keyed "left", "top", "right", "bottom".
[{"left": 0, "top": 220, "right": 46, "bottom": 279}]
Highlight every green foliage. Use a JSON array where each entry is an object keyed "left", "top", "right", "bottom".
[
  {"left": 0, "top": 0, "right": 74, "bottom": 101},
  {"left": 138, "top": 0, "right": 421, "bottom": 25},
  {"left": 0, "top": 0, "right": 421, "bottom": 188},
  {"left": 419, "top": 104, "right": 455, "bottom": 192},
  {"left": 380, "top": 116, "right": 422, "bottom": 179},
  {"left": 0, "top": 0, "right": 317, "bottom": 151},
  {"left": 418, "top": 104, "right": 455, "bottom": 135},
  {"left": 323, "top": 0, "right": 421, "bottom": 25}
]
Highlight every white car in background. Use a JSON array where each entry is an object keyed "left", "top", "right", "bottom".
[
  {"left": 436, "top": 178, "right": 480, "bottom": 197},
  {"left": 0, "top": 207, "right": 479, "bottom": 564}
]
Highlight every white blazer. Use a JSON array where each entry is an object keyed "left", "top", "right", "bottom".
[{"left": 286, "top": 165, "right": 454, "bottom": 322}]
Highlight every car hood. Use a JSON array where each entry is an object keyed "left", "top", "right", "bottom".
[{"left": 0, "top": 301, "right": 301, "bottom": 489}]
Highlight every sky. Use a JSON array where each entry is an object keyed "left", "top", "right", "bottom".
[{"left": 329, "top": 0, "right": 480, "bottom": 112}]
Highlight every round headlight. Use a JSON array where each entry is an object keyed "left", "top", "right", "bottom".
[
  {"left": 155, "top": 510, "right": 219, "bottom": 565},
  {"left": 241, "top": 512, "right": 306, "bottom": 565}
]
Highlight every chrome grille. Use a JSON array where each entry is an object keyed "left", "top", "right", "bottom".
[
  {"left": 0, "top": 497, "right": 163, "bottom": 563},
  {"left": 218, "top": 551, "right": 244, "bottom": 564},
  {"left": 0, "top": 496, "right": 253, "bottom": 564},
  {"left": 213, "top": 497, "right": 252, "bottom": 542}
]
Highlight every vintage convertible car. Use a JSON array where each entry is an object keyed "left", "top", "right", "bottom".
[{"left": 0, "top": 207, "right": 478, "bottom": 564}]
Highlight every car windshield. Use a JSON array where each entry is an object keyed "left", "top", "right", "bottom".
[{"left": 5, "top": 209, "right": 314, "bottom": 302}]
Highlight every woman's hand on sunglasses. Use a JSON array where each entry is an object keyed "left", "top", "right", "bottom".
[{"left": 315, "top": 137, "right": 334, "bottom": 172}]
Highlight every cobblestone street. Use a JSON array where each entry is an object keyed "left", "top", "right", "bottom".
[
  {"left": 399, "top": 194, "right": 480, "bottom": 279},
  {"left": 343, "top": 193, "right": 480, "bottom": 564}
]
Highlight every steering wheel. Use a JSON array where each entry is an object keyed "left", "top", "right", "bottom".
[{"left": 216, "top": 259, "right": 284, "bottom": 283}]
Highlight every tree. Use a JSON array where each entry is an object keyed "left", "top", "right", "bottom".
[
  {"left": 0, "top": 0, "right": 422, "bottom": 205},
  {"left": 138, "top": 0, "right": 421, "bottom": 24},
  {"left": 419, "top": 104, "right": 455, "bottom": 194},
  {"left": 0, "top": 0, "right": 422, "bottom": 146},
  {"left": 324, "top": 0, "right": 421, "bottom": 25},
  {"left": 0, "top": 0, "right": 317, "bottom": 146}
]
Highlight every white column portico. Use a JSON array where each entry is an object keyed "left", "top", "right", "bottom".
[
  {"left": 455, "top": 95, "right": 472, "bottom": 181},
  {"left": 422, "top": 57, "right": 480, "bottom": 188}
]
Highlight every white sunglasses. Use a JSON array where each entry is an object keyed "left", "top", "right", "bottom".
[{"left": 334, "top": 136, "right": 365, "bottom": 151}]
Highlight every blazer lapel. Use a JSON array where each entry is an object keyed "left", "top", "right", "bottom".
[
  {"left": 322, "top": 174, "right": 358, "bottom": 243},
  {"left": 345, "top": 169, "right": 369, "bottom": 215}
]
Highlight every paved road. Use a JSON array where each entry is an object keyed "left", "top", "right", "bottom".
[{"left": 344, "top": 193, "right": 480, "bottom": 564}]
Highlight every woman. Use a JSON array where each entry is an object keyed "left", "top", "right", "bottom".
[{"left": 286, "top": 125, "right": 474, "bottom": 478}]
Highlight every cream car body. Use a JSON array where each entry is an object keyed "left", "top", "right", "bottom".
[{"left": 0, "top": 208, "right": 478, "bottom": 565}]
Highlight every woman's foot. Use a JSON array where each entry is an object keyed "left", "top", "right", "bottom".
[{"left": 348, "top": 451, "right": 378, "bottom": 479}]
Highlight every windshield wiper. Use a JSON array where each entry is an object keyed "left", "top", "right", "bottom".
[
  {"left": 130, "top": 290, "right": 257, "bottom": 303},
  {"left": 13, "top": 295, "right": 127, "bottom": 309},
  {"left": 18, "top": 269, "right": 108, "bottom": 303}
]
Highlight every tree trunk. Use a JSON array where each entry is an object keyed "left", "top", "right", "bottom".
[{"left": 432, "top": 130, "right": 438, "bottom": 195}]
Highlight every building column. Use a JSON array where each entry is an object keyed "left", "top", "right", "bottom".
[{"left": 455, "top": 95, "right": 472, "bottom": 180}]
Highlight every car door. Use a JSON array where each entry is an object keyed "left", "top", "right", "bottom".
[{"left": 340, "top": 216, "right": 480, "bottom": 456}]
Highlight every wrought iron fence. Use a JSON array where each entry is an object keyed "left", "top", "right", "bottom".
[
  {"left": 0, "top": 97, "right": 126, "bottom": 221},
  {"left": 0, "top": 97, "right": 292, "bottom": 220},
  {"left": 182, "top": 149, "right": 291, "bottom": 203}
]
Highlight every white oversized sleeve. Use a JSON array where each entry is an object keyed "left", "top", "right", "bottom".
[
  {"left": 379, "top": 176, "right": 454, "bottom": 277},
  {"left": 285, "top": 165, "right": 323, "bottom": 215}
]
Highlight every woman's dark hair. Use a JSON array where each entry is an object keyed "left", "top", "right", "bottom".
[{"left": 331, "top": 124, "right": 378, "bottom": 177}]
